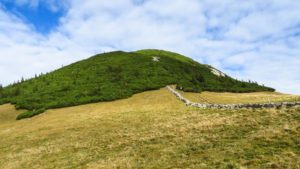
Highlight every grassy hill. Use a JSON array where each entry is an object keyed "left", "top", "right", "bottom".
[
  {"left": 0, "top": 88, "right": 299, "bottom": 168},
  {"left": 0, "top": 49, "right": 274, "bottom": 119}
]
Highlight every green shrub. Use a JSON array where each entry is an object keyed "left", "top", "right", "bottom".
[{"left": 16, "top": 108, "right": 46, "bottom": 120}]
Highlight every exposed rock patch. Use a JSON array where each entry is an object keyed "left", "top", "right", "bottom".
[
  {"left": 152, "top": 56, "right": 160, "bottom": 62},
  {"left": 210, "top": 67, "right": 225, "bottom": 77}
]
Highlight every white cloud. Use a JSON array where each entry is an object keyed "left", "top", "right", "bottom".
[
  {"left": 6, "top": 0, "right": 69, "bottom": 12},
  {"left": 0, "top": 0, "right": 300, "bottom": 94}
]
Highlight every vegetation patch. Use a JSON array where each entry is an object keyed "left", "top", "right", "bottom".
[{"left": 16, "top": 108, "right": 45, "bottom": 120}]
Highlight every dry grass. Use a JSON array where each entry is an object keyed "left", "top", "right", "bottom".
[
  {"left": 0, "top": 104, "right": 23, "bottom": 124},
  {"left": 0, "top": 87, "right": 300, "bottom": 168},
  {"left": 179, "top": 90, "right": 300, "bottom": 104}
]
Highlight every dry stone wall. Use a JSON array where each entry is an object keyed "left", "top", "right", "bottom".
[{"left": 167, "top": 86, "right": 300, "bottom": 109}]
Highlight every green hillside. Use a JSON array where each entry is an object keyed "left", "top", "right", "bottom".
[{"left": 0, "top": 49, "right": 274, "bottom": 119}]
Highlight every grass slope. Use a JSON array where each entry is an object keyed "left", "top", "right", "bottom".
[
  {"left": 0, "top": 88, "right": 299, "bottom": 168},
  {"left": 178, "top": 90, "right": 300, "bottom": 104},
  {"left": 0, "top": 49, "right": 273, "bottom": 119}
]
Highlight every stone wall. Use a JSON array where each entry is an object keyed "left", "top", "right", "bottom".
[{"left": 167, "top": 86, "right": 300, "bottom": 109}]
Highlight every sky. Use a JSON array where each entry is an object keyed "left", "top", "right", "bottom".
[{"left": 0, "top": 0, "right": 299, "bottom": 94}]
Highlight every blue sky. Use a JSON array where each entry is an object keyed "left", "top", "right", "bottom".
[
  {"left": 0, "top": 0, "right": 300, "bottom": 94},
  {"left": 1, "top": 1, "right": 65, "bottom": 34}
]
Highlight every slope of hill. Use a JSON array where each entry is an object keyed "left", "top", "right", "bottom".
[
  {"left": 180, "top": 90, "right": 300, "bottom": 104},
  {"left": 0, "top": 88, "right": 299, "bottom": 168},
  {"left": 0, "top": 49, "right": 274, "bottom": 119}
]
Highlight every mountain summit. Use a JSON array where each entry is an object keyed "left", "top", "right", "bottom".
[{"left": 0, "top": 49, "right": 274, "bottom": 118}]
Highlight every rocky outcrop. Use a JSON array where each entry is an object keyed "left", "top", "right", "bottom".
[{"left": 167, "top": 86, "right": 300, "bottom": 109}]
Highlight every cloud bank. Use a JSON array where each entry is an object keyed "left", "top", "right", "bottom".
[{"left": 0, "top": 0, "right": 300, "bottom": 94}]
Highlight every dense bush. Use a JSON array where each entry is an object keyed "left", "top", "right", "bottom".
[
  {"left": 0, "top": 49, "right": 274, "bottom": 119},
  {"left": 16, "top": 108, "right": 46, "bottom": 120}
]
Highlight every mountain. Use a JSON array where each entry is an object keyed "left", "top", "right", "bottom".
[{"left": 0, "top": 49, "right": 274, "bottom": 119}]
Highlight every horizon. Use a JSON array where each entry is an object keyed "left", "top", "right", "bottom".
[{"left": 0, "top": 1, "right": 300, "bottom": 94}]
